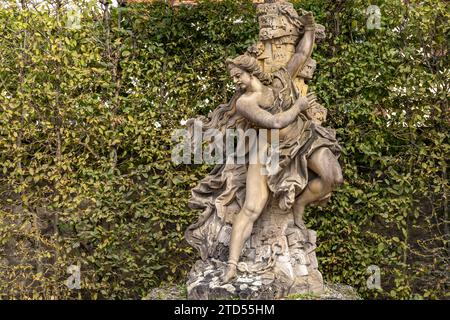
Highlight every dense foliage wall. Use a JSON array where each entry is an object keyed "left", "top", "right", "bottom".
[{"left": 0, "top": 0, "right": 448, "bottom": 299}]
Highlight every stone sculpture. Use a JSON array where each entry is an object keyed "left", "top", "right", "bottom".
[{"left": 184, "top": 0, "right": 342, "bottom": 299}]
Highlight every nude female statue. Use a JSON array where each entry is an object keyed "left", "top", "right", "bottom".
[
  {"left": 221, "top": 13, "right": 343, "bottom": 282},
  {"left": 183, "top": 12, "right": 343, "bottom": 284}
]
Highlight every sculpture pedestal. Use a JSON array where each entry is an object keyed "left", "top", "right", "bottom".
[{"left": 187, "top": 201, "right": 324, "bottom": 300}]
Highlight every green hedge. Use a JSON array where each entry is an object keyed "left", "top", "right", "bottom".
[{"left": 0, "top": 0, "right": 448, "bottom": 299}]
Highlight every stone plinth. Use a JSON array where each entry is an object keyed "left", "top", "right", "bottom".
[{"left": 187, "top": 200, "right": 324, "bottom": 300}]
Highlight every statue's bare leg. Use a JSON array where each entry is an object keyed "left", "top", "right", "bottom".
[
  {"left": 222, "top": 162, "right": 269, "bottom": 283},
  {"left": 293, "top": 147, "right": 343, "bottom": 228}
]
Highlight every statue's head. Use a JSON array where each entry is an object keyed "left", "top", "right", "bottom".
[
  {"left": 226, "top": 55, "right": 272, "bottom": 87},
  {"left": 228, "top": 64, "right": 252, "bottom": 91}
]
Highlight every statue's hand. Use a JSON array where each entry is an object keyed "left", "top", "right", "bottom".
[
  {"left": 293, "top": 93, "right": 316, "bottom": 113},
  {"left": 293, "top": 96, "right": 309, "bottom": 113},
  {"left": 306, "top": 92, "right": 317, "bottom": 106},
  {"left": 299, "top": 12, "right": 315, "bottom": 28}
]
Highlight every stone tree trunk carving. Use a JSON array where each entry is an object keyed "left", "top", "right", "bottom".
[{"left": 184, "top": 0, "right": 342, "bottom": 300}]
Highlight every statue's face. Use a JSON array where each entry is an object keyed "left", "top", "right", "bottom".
[{"left": 230, "top": 67, "right": 252, "bottom": 91}]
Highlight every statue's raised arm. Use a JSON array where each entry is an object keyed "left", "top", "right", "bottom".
[{"left": 286, "top": 12, "right": 316, "bottom": 79}]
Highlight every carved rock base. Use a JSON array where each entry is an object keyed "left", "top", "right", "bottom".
[{"left": 187, "top": 204, "right": 324, "bottom": 300}]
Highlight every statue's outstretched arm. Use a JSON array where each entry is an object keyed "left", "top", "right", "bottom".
[
  {"left": 237, "top": 96, "right": 308, "bottom": 129},
  {"left": 286, "top": 12, "right": 315, "bottom": 79}
]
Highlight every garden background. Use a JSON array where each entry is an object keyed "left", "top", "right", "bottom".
[{"left": 0, "top": 0, "right": 448, "bottom": 299}]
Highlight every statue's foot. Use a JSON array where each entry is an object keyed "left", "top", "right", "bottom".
[{"left": 221, "top": 263, "right": 237, "bottom": 284}]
